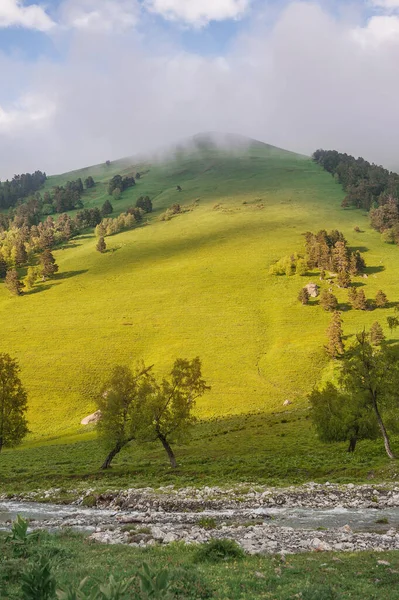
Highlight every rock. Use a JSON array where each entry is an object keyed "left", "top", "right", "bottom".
[
  {"left": 163, "top": 532, "right": 178, "bottom": 543},
  {"left": 81, "top": 410, "right": 102, "bottom": 425},
  {"left": 151, "top": 527, "right": 165, "bottom": 541},
  {"left": 305, "top": 283, "right": 319, "bottom": 298},
  {"left": 339, "top": 525, "right": 352, "bottom": 534},
  {"left": 310, "top": 538, "right": 332, "bottom": 552},
  {"left": 283, "top": 400, "right": 292, "bottom": 406},
  {"left": 377, "top": 560, "right": 390, "bottom": 566}
]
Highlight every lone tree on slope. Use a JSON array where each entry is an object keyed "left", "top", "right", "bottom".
[
  {"left": 96, "top": 237, "right": 107, "bottom": 254},
  {"left": 5, "top": 270, "right": 23, "bottom": 296},
  {"left": 325, "top": 311, "right": 344, "bottom": 358},
  {"left": 0, "top": 353, "right": 29, "bottom": 452}
]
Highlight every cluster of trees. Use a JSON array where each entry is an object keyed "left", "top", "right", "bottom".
[
  {"left": 305, "top": 230, "right": 365, "bottom": 277},
  {"left": 313, "top": 149, "right": 399, "bottom": 211},
  {"left": 0, "top": 171, "right": 47, "bottom": 209},
  {"left": 95, "top": 206, "right": 144, "bottom": 238},
  {"left": 43, "top": 179, "right": 84, "bottom": 214},
  {"left": 108, "top": 174, "right": 135, "bottom": 196},
  {"left": 96, "top": 357, "right": 209, "bottom": 469},
  {"left": 136, "top": 196, "right": 152, "bottom": 213},
  {"left": 313, "top": 149, "right": 399, "bottom": 244},
  {"left": 271, "top": 230, "right": 366, "bottom": 280},
  {"left": 300, "top": 287, "right": 390, "bottom": 313},
  {"left": 310, "top": 329, "right": 399, "bottom": 458}
]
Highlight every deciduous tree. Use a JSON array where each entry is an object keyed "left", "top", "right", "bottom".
[{"left": 0, "top": 354, "right": 29, "bottom": 452}]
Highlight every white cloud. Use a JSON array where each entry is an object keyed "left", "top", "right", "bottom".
[
  {"left": 353, "top": 15, "right": 399, "bottom": 46},
  {"left": 144, "top": 0, "right": 250, "bottom": 26},
  {"left": 0, "top": 0, "right": 54, "bottom": 31},
  {"left": 60, "top": 0, "right": 139, "bottom": 32},
  {"left": 0, "top": 93, "right": 56, "bottom": 135}
]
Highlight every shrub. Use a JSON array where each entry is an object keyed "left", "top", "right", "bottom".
[
  {"left": 20, "top": 555, "right": 57, "bottom": 600},
  {"left": 194, "top": 539, "right": 245, "bottom": 563}
]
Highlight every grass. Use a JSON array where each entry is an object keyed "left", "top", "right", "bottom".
[
  {"left": 2, "top": 529, "right": 399, "bottom": 599},
  {"left": 1, "top": 410, "right": 398, "bottom": 496},
  {"left": 1, "top": 137, "right": 399, "bottom": 488}
]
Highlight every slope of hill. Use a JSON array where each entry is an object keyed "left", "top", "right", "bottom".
[{"left": 1, "top": 136, "right": 397, "bottom": 443}]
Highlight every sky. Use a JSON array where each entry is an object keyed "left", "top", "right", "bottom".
[{"left": 1, "top": 0, "right": 399, "bottom": 178}]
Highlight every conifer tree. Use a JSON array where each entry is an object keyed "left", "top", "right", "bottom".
[
  {"left": 353, "top": 289, "right": 367, "bottom": 310},
  {"left": 370, "top": 322, "right": 385, "bottom": 346},
  {"left": 337, "top": 271, "right": 351, "bottom": 288},
  {"left": 320, "top": 290, "right": 338, "bottom": 312},
  {"left": 96, "top": 237, "right": 107, "bottom": 253},
  {"left": 375, "top": 290, "right": 388, "bottom": 308},
  {"left": 326, "top": 311, "right": 344, "bottom": 358},
  {"left": 298, "top": 287, "right": 310, "bottom": 305},
  {"left": 40, "top": 249, "right": 58, "bottom": 279},
  {"left": 387, "top": 316, "right": 399, "bottom": 332},
  {"left": 101, "top": 199, "right": 113, "bottom": 217},
  {"left": 5, "top": 270, "right": 23, "bottom": 296},
  {"left": 348, "top": 287, "right": 358, "bottom": 306},
  {"left": 0, "top": 257, "right": 7, "bottom": 279}
]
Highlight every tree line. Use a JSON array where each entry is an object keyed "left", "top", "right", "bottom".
[
  {"left": 313, "top": 149, "right": 399, "bottom": 244},
  {"left": 0, "top": 171, "right": 47, "bottom": 209}
]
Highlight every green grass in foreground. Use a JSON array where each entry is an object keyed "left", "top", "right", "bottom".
[
  {"left": 1, "top": 411, "right": 398, "bottom": 497},
  {"left": 2, "top": 530, "right": 399, "bottom": 599}
]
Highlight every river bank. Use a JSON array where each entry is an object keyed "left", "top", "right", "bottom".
[{"left": 2, "top": 482, "right": 399, "bottom": 555}]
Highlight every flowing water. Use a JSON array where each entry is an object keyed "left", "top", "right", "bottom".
[{"left": 1, "top": 501, "right": 398, "bottom": 533}]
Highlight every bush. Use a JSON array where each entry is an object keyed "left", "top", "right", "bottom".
[
  {"left": 194, "top": 539, "right": 244, "bottom": 563},
  {"left": 20, "top": 555, "right": 57, "bottom": 600}
]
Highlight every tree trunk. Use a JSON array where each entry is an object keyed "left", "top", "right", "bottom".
[
  {"left": 158, "top": 433, "right": 177, "bottom": 468},
  {"left": 372, "top": 399, "right": 395, "bottom": 459},
  {"left": 0, "top": 436, "right": 3, "bottom": 453},
  {"left": 101, "top": 442, "right": 123, "bottom": 469},
  {"left": 347, "top": 436, "right": 357, "bottom": 453}
]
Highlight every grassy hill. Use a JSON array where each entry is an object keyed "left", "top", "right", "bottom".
[{"left": 1, "top": 134, "right": 398, "bottom": 487}]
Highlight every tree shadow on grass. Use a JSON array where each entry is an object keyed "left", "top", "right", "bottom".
[
  {"left": 350, "top": 246, "right": 369, "bottom": 253},
  {"left": 23, "top": 283, "right": 55, "bottom": 295},
  {"left": 54, "top": 269, "right": 88, "bottom": 280},
  {"left": 351, "top": 281, "right": 366, "bottom": 288},
  {"left": 365, "top": 266, "right": 385, "bottom": 274}
]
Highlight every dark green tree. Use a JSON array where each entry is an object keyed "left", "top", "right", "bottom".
[
  {"left": 298, "top": 287, "right": 310, "bottom": 305},
  {"left": 15, "top": 242, "right": 28, "bottom": 267},
  {"left": 320, "top": 290, "right": 338, "bottom": 312},
  {"left": 0, "top": 353, "right": 29, "bottom": 452},
  {"left": 0, "top": 257, "right": 7, "bottom": 278},
  {"left": 309, "top": 382, "right": 378, "bottom": 453},
  {"left": 348, "top": 287, "right": 358, "bottom": 307},
  {"left": 387, "top": 316, "right": 399, "bottom": 332},
  {"left": 375, "top": 290, "right": 388, "bottom": 308},
  {"left": 96, "top": 237, "right": 107, "bottom": 253},
  {"left": 101, "top": 200, "right": 113, "bottom": 217},
  {"left": 84, "top": 176, "right": 95, "bottom": 189},
  {"left": 5, "top": 270, "right": 23, "bottom": 296},
  {"left": 325, "top": 311, "right": 344, "bottom": 358},
  {"left": 136, "top": 196, "right": 152, "bottom": 213},
  {"left": 40, "top": 249, "right": 58, "bottom": 279},
  {"left": 370, "top": 321, "right": 385, "bottom": 346}
]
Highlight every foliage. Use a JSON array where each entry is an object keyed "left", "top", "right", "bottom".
[
  {"left": 309, "top": 382, "right": 378, "bottom": 453},
  {"left": 0, "top": 170, "right": 46, "bottom": 210},
  {"left": 194, "top": 539, "right": 245, "bottom": 563},
  {"left": 20, "top": 554, "right": 57, "bottom": 600},
  {"left": 197, "top": 517, "right": 217, "bottom": 530},
  {"left": 41, "top": 249, "right": 59, "bottom": 279},
  {"left": 375, "top": 290, "right": 388, "bottom": 308},
  {"left": 6, "top": 516, "right": 37, "bottom": 557},
  {"left": 0, "top": 353, "right": 28, "bottom": 452},
  {"left": 137, "top": 562, "right": 171, "bottom": 599}
]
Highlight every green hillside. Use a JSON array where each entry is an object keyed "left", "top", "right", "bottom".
[{"left": 1, "top": 136, "right": 397, "bottom": 446}]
